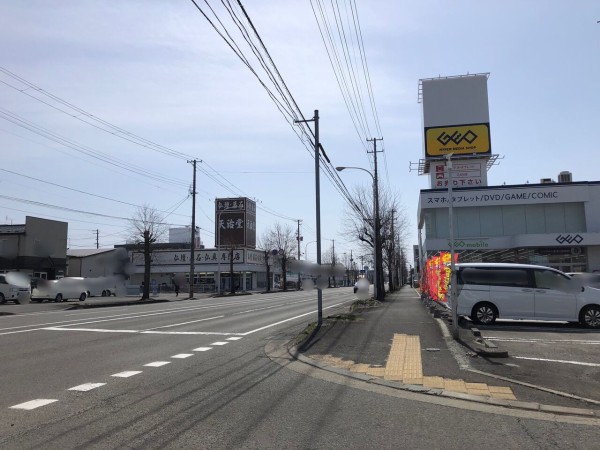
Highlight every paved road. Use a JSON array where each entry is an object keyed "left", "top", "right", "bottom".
[{"left": 1, "top": 289, "right": 599, "bottom": 449}]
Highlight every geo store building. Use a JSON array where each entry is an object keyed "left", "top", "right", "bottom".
[{"left": 415, "top": 74, "right": 600, "bottom": 280}]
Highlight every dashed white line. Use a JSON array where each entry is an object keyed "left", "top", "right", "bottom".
[
  {"left": 513, "top": 356, "right": 600, "bottom": 367},
  {"left": 10, "top": 399, "right": 58, "bottom": 410},
  {"left": 42, "top": 327, "right": 241, "bottom": 336},
  {"left": 210, "top": 341, "right": 229, "bottom": 346},
  {"left": 226, "top": 337, "right": 243, "bottom": 341},
  {"left": 145, "top": 361, "right": 171, "bottom": 367},
  {"left": 193, "top": 347, "right": 212, "bottom": 352},
  {"left": 111, "top": 371, "right": 142, "bottom": 378},
  {"left": 172, "top": 353, "right": 194, "bottom": 359},
  {"left": 68, "top": 383, "right": 106, "bottom": 392}
]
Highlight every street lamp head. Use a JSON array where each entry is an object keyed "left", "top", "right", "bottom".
[{"left": 335, "top": 166, "right": 346, "bottom": 172}]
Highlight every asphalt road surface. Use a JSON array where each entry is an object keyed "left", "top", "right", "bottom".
[{"left": 1, "top": 289, "right": 599, "bottom": 449}]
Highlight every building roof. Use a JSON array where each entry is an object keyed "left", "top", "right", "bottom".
[
  {"left": 0, "top": 224, "right": 26, "bottom": 235},
  {"left": 67, "top": 248, "right": 116, "bottom": 258}
]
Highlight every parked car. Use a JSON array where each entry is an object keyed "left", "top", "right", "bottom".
[
  {"left": 0, "top": 272, "right": 31, "bottom": 304},
  {"left": 454, "top": 263, "right": 600, "bottom": 328}
]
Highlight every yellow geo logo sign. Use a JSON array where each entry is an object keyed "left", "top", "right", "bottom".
[{"left": 425, "top": 123, "right": 490, "bottom": 157}]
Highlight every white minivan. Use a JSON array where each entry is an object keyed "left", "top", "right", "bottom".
[{"left": 454, "top": 263, "right": 600, "bottom": 328}]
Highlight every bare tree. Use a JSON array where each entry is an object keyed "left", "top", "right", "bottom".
[
  {"left": 342, "top": 185, "right": 411, "bottom": 295},
  {"left": 128, "top": 205, "right": 167, "bottom": 300},
  {"left": 261, "top": 222, "right": 297, "bottom": 291}
]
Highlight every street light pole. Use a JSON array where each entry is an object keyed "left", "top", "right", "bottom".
[
  {"left": 446, "top": 154, "right": 459, "bottom": 340},
  {"left": 336, "top": 165, "right": 382, "bottom": 300}
]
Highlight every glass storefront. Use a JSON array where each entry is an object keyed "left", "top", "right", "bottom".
[{"left": 426, "top": 247, "right": 587, "bottom": 273}]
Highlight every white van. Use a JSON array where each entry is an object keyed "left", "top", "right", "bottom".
[
  {"left": 0, "top": 273, "right": 31, "bottom": 304},
  {"left": 454, "top": 263, "right": 600, "bottom": 328},
  {"left": 31, "top": 277, "right": 88, "bottom": 302}
]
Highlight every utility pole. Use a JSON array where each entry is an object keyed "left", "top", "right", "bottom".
[
  {"left": 295, "top": 110, "right": 323, "bottom": 325},
  {"left": 95, "top": 229, "right": 99, "bottom": 249},
  {"left": 188, "top": 159, "right": 198, "bottom": 299},
  {"left": 297, "top": 219, "right": 302, "bottom": 289},
  {"left": 391, "top": 209, "right": 395, "bottom": 291},
  {"left": 367, "top": 137, "right": 384, "bottom": 301}
]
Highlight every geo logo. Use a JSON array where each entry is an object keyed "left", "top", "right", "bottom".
[{"left": 555, "top": 234, "right": 583, "bottom": 244}]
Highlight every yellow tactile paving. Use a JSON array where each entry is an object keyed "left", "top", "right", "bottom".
[
  {"left": 422, "top": 376, "right": 446, "bottom": 389},
  {"left": 309, "top": 333, "right": 517, "bottom": 401},
  {"left": 443, "top": 379, "right": 468, "bottom": 393}
]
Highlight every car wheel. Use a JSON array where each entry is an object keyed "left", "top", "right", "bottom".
[
  {"left": 14, "top": 299, "right": 20, "bottom": 304},
  {"left": 580, "top": 305, "right": 600, "bottom": 329},
  {"left": 0, "top": 293, "right": 5, "bottom": 304},
  {"left": 106, "top": 290, "right": 111, "bottom": 297},
  {"left": 471, "top": 302, "right": 498, "bottom": 325},
  {"left": 79, "top": 292, "right": 87, "bottom": 302},
  {"left": 102, "top": 290, "right": 107, "bottom": 297},
  {"left": 55, "top": 294, "right": 63, "bottom": 302}
]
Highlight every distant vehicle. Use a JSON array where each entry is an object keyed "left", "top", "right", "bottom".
[
  {"left": 353, "top": 282, "right": 358, "bottom": 294},
  {"left": 0, "top": 273, "right": 31, "bottom": 304},
  {"left": 31, "top": 277, "right": 88, "bottom": 302},
  {"left": 455, "top": 263, "right": 600, "bottom": 328}
]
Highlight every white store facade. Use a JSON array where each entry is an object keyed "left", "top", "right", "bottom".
[{"left": 418, "top": 181, "right": 600, "bottom": 273}]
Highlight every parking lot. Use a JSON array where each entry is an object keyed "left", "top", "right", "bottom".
[{"left": 464, "top": 320, "right": 600, "bottom": 404}]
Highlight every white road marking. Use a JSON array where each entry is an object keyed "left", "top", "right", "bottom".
[
  {"left": 111, "top": 371, "right": 142, "bottom": 378},
  {"left": 239, "top": 301, "right": 352, "bottom": 335},
  {"left": 226, "top": 337, "right": 242, "bottom": 341},
  {"left": 514, "top": 356, "right": 600, "bottom": 367},
  {"left": 41, "top": 327, "right": 242, "bottom": 336},
  {"left": 68, "top": 383, "right": 106, "bottom": 392},
  {"left": 143, "top": 315, "right": 224, "bottom": 330},
  {"left": 43, "top": 327, "right": 139, "bottom": 333},
  {"left": 10, "top": 399, "right": 58, "bottom": 410},
  {"left": 172, "top": 353, "right": 194, "bottom": 359},
  {"left": 210, "top": 342, "right": 229, "bottom": 346},
  {"left": 486, "top": 337, "right": 600, "bottom": 345},
  {"left": 145, "top": 361, "right": 171, "bottom": 367},
  {"left": 193, "top": 347, "right": 212, "bottom": 351}
]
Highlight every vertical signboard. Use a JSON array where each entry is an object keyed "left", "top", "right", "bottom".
[
  {"left": 421, "top": 74, "right": 491, "bottom": 160},
  {"left": 215, "top": 197, "right": 256, "bottom": 249}
]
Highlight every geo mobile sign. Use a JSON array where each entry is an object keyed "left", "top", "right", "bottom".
[{"left": 421, "top": 74, "right": 491, "bottom": 159}]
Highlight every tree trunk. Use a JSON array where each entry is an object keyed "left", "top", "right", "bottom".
[
  {"left": 282, "top": 257, "right": 287, "bottom": 291},
  {"left": 143, "top": 230, "right": 151, "bottom": 300},
  {"left": 230, "top": 247, "right": 235, "bottom": 295},
  {"left": 265, "top": 251, "right": 271, "bottom": 292}
]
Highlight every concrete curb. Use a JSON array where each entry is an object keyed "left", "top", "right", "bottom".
[{"left": 285, "top": 341, "right": 600, "bottom": 419}]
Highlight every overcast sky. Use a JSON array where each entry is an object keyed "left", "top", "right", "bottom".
[{"left": 1, "top": 1, "right": 599, "bottom": 265}]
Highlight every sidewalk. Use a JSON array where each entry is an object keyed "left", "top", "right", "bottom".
[{"left": 297, "top": 285, "right": 600, "bottom": 416}]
